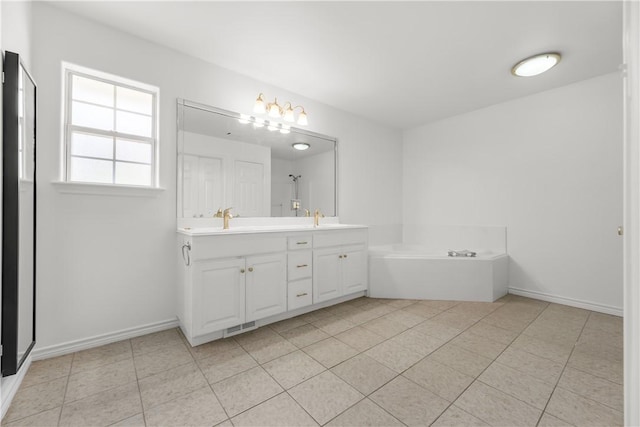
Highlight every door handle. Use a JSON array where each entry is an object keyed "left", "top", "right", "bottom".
[
  {"left": 240, "top": 268, "right": 245, "bottom": 273},
  {"left": 618, "top": 226, "right": 624, "bottom": 236}
]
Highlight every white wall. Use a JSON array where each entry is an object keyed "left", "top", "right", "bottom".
[
  {"left": 31, "top": 3, "right": 402, "bottom": 352},
  {"left": 403, "top": 73, "right": 623, "bottom": 312},
  {"left": 1, "top": 1, "right": 31, "bottom": 69},
  {"left": 1, "top": 0, "right": 33, "bottom": 415}
]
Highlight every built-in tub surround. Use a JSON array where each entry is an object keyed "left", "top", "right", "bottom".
[
  {"left": 369, "top": 225, "right": 508, "bottom": 302},
  {"left": 369, "top": 245, "right": 508, "bottom": 302},
  {"left": 177, "top": 221, "right": 368, "bottom": 346}
]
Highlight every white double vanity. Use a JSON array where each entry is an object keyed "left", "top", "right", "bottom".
[
  {"left": 175, "top": 100, "right": 367, "bottom": 346},
  {"left": 177, "top": 223, "right": 368, "bottom": 346}
]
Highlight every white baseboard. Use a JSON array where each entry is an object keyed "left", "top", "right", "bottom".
[
  {"left": 31, "top": 318, "right": 179, "bottom": 361},
  {"left": 1, "top": 354, "right": 33, "bottom": 420},
  {"left": 508, "top": 287, "right": 623, "bottom": 317}
]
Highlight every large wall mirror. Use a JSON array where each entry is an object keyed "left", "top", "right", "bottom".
[
  {"left": 177, "top": 100, "right": 337, "bottom": 219},
  {"left": 2, "top": 51, "right": 37, "bottom": 376}
]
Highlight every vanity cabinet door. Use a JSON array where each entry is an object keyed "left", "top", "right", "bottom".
[
  {"left": 245, "top": 253, "right": 287, "bottom": 322},
  {"left": 313, "top": 248, "right": 341, "bottom": 303},
  {"left": 194, "top": 258, "right": 245, "bottom": 335},
  {"left": 341, "top": 246, "right": 367, "bottom": 295}
]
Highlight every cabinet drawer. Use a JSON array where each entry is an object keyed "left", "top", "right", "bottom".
[
  {"left": 288, "top": 251, "right": 312, "bottom": 281},
  {"left": 288, "top": 279, "right": 313, "bottom": 310},
  {"left": 288, "top": 235, "right": 312, "bottom": 250}
]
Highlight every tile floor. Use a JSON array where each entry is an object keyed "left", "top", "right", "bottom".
[{"left": 3, "top": 295, "right": 623, "bottom": 426}]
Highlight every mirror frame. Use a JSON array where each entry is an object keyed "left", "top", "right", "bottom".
[
  {"left": 176, "top": 99, "right": 339, "bottom": 219},
  {"left": 2, "top": 51, "right": 37, "bottom": 377}
]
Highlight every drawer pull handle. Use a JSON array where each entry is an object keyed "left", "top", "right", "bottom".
[
  {"left": 296, "top": 292, "right": 308, "bottom": 297},
  {"left": 296, "top": 241, "right": 308, "bottom": 245},
  {"left": 296, "top": 264, "right": 308, "bottom": 268},
  {"left": 240, "top": 269, "right": 245, "bottom": 273},
  {"left": 248, "top": 267, "right": 254, "bottom": 272},
  {"left": 344, "top": 254, "right": 348, "bottom": 258}
]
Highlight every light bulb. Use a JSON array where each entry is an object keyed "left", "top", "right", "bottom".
[
  {"left": 253, "top": 94, "right": 266, "bottom": 114},
  {"left": 268, "top": 101, "right": 281, "bottom": 118},
  {"left": 297, "top": 109, "right": 308, "bottom": 126},
  {"left": 283, "top": 106, "right": 295, "bottom": 122}
]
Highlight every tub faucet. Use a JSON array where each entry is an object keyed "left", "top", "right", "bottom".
[
  {"left": 223, "top": 207, "right": 234, "bottom": 230},
  {"left": 314, "top": 209, "right": 325, "bottom": 227}
]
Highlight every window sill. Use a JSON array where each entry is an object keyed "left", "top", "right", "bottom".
[{"left": 52, "top": 181, "right": 165, "bottom": 198}]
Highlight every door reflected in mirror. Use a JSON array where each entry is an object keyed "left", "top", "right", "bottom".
[{"left": 177, "top": 100, "right": 337, "bottom": 219}]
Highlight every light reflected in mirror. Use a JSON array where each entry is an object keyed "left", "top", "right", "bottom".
[{"left": 177, "top": 100, "right": 337, "bottom": 218}]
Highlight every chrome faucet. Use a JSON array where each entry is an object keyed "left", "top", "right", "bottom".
[
  {"left": 314, "top": 209, "right": 325, "bottom": 227},
  {"left": 223, "top": 207, "right": 234, "bottom": 230}
]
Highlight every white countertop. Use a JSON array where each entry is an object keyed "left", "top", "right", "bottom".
[{"left": 177, "top": 223, "right": 367, "bottom": 236}]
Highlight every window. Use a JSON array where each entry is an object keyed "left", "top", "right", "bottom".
[{"left": 64, "top": 64, "right": 159, "bottom": 187}]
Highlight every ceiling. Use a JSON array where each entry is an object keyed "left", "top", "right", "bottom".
[{"left": 49, "top": 1, "right": 622, "bottom": 130}]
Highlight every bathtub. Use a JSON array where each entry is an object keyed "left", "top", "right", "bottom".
[{"left": 368, "top": 244, "right": 509, "bottom": 302}]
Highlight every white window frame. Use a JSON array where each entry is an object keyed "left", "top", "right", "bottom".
[{"left": 62, "top": 63, "right": 160, "bottom": 188}]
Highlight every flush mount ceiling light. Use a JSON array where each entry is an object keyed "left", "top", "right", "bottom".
[
  {"left": 292, "top": 143, "right": 310, "bottom": 151},
  {"left": 254, "top": 93, "right": 308, "bottom": 126},
  {"left": 511, "top": 52, "right": 561, "bottom": 77}
]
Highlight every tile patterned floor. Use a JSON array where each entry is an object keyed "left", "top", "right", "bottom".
[{"left": 3, "top": 295, "right": 623, "bottom": 426}]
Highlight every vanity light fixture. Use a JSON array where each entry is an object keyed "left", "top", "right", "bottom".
[
  {"left": 253, "top": 93, "right": 308, "bottom": 126},
  {"left": 292, "top": 143, "right": 310, "bottom": 151},
  {"left": 511, "top": 52, "right": 561, "bottom": 77}
]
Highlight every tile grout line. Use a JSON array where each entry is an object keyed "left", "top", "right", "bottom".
[
  {"left": 254, "top": 299, "right": 405, "bottom": 426},
  {"left": 5, "top": 297, "right": 621, "bottom": 427},
  {"left": 0, "top": 299, "right": 509, "bottom": 425},
  {"left": 308, "top": 299, "right": 507, "bottom": 426},
  {"left": 428, "top": 299, "right": 552, "bottom": 426},
  {"left": 128, "top": 339, "right": 149, "bottom": 427},
  {"left": 178, "top": 331, "right": 235, "bottom": 425},
  {"left": 56, "top": 351, "right": 75, "bottom": 427},
  {"left": 298, "top": 299, "right": 411, "bottom": 426},
  {"left": 534, "top": 310, "right": 592, "bottom": 427}
]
